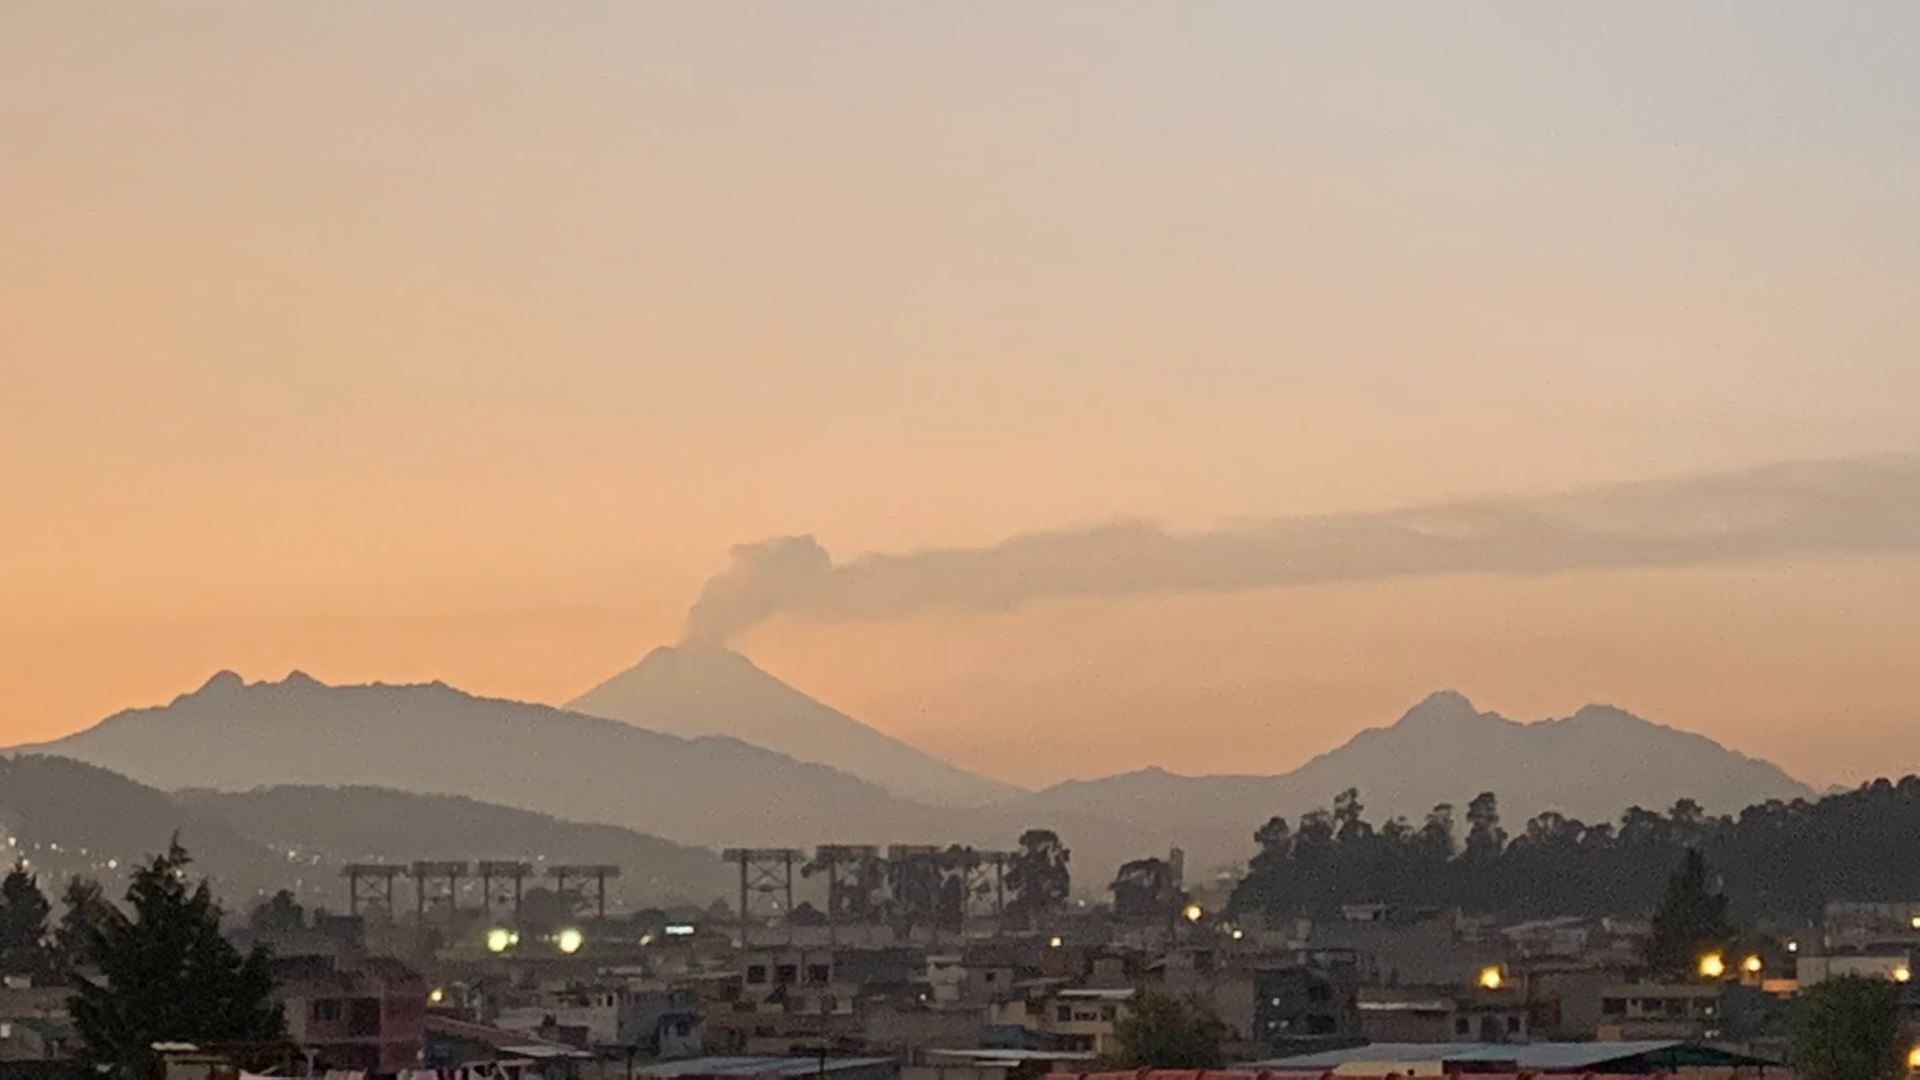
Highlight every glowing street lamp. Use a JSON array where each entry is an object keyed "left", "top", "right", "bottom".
[
  {"left": 485, "top": 927, "right": 513, "bottom": 954},
  {"left": 1182, "top": 903, "right": 1204, "bottom": 924},
  {"left": 1478, "top": 966, "right": 1503, "bottom": 991},
  {"left": 1892, "top": 963, "right": 1912, "bottom": 984},
  {"left": 428, "top": 987, "right": 445, "bottom": 1005},
  {"left": 1907, "top": 1045, "right": 1920, "bottom": 1071},
  {"left": 556, "top": 927, "right": 585, "bottom": 954},
  {"left": 1741, "top": 955, "right": 1763, "bottom": 975},
  {"left": 1048, "top": 935, "right": 1064, "bottom": 949},
  {"left": 1697, "top": 952, "right": 1726, "bottom": 979}
]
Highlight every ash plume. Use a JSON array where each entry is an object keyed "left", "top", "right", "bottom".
[{"left": 683, "top": 455, "right": 1920, "bottom": 644}]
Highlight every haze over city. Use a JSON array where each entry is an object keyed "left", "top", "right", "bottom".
[{"left": 6, "top": 3, "right": 1920, "bottom": 792}]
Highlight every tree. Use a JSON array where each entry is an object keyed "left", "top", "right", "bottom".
[
  {"left": 0, "top": 860, "right": 52, "bottom": 978},
  {"left": 1791, "top": 976, "right": 1906, "bottom": 1080},
  {"left": 1109, "top": 858, "right": 1177, "bottom": 922},
  {"left": 1645, "top": 847, "right": 1734, "bottom": 975},
  {"left": 1006, "top": 829, "right": 1071, "bottom": 924},
  {"left": 70, "top": 841, "right": 287, "bottom": 1077},
  {"left": 1463, "top": 792, "right": 1506, "bottom": 864},
  {"left": 1107, "top": 989, "right": 1227, "bottom": 1068},
  {"left": 248, "top": 889, "right": 306, "bottom": 933},
  {"left": 53, "top": 877, "right": 120, "bottom": 980}
]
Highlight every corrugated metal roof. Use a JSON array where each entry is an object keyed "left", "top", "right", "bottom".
[
  {"left": 633, "top": 1056, "right": 894, "bottom": 1078},
  {"left": 1246, "top": 1041, "right": 1685, "bottom": 1071}
]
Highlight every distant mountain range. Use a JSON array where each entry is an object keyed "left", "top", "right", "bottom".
[
  {"left": 178, "top": 786, "right": 731, "bottom": 903},
  {"left": 0, "top": 754, "right": 731, "bottom": 908},
  {"left": 1019, "top": 690, "right": 1813, "bottom": 873},
  {"left": 568, "top": 645, "right": 1018, "bottom": 807},
  {"left": 20, "top": 670, "right": 918, "bottom": 851},
  {"left": 8, "top": 657, "right": 1816, "bottom": 893}
]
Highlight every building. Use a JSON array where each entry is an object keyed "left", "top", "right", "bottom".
[
  {"left": 1250, "top": 966, "right": 1358, "bottom": 1052},
  {"left": 277, "top": 955, "right": 428, "bottom": 1074},
  {"left": 1795, "top": 950, "right": 1913, "bottom": 987},
  {"left": 1593, "top": 983, "right": 1722, "bottom": 1041},
  {"left": 987, "top": 987, "right": 1132, "bottom": 1057},
  {"left": 1356, "top": 987, "right": 1528, "bottom": 1044}
]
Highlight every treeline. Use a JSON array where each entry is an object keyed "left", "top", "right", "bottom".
[{"left": 1228, "top": 775, "right": 1920, "bottom": 922}]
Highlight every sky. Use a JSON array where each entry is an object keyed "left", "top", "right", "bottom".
[{"left": 3, "top": 3, "right": 1919, "bottom": 790}]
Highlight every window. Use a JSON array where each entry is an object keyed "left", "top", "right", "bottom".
[
  {"left": 312, "top": 999, "right": 341, "bottom": 1023},
  {"left": 746, "top": 965, "right": 768, "bottom": 984},
  {"left": 1100, "top": 1006, "right": 1116, "bottom": 1022},
  {"left": 1506, "top": 1016, "right": 1522, "bottom": 1035},
  {"left": 1602, "top": 998, "right": 1626, "bottom": 1016},
  {"left": 1454, "top": 1018, "right": 1469, "bottom": 1035},
  {"left": 348, "top": 998, "right": 381, "bottom": 1037},
  {"left": 774, "top": 965, "right": 798, "bottom": 985},
  {"left": 1057, "top": 1005, "right": 1073, "bottom": 1023},
  {"left": 806, "top": 964, "right": 831, "bottom": 985}
]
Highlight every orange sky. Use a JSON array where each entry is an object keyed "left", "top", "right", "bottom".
[{"left": 4, "top": 4, "right": 1919, "bottom": 789}]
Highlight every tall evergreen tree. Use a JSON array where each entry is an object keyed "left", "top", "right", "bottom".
[
  {"left": 70, "top": 841, "right": 286, "bottom": 1078},
  {"left": 1645, "top": 847, "right": 1734, "bottom": 974},
  {"left": 52, "top": 876, "right": 121, "bottom": 981},
  {"left": 0, "top": 860, "right": 53, "bottom": 978}
]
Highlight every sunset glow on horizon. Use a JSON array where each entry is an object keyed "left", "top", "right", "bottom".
[{"left": 5, "top": 4, "right": 1920, "bottom": 789}]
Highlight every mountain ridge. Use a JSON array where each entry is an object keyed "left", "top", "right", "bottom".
[{"left": 566, "top": 645, "right": 1020, "bottom": 807}]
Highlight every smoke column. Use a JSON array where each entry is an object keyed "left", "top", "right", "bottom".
[{"left": 683, "top": 455, "right": 1920, "bottom": 644}]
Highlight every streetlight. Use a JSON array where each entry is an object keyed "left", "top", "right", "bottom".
[
  {"left": 1478, "top": 966, "right": 1503, "bottom": 991},
  {"left": 1697, "top": 953, "right": 1726, "bottom": 979},
  {"left": 556, "top": 927, "right": 585, "bottom": 954},
  {"left": 485, "top": 927, "right": 513, "bottom": 954},
  {"left": 1182, "top": 903, "right": 1204, "bottom": 924},
  {"left": 1741, "top": 955, "right": 1763, "bottom": 975},
  {"left": 1892, "top": 964, "right": 1912, "bottom": 984},
  {"left": 428, "top": 987, "right": 445, "bottom": 1005},
  {"left": 1048, "top": 935, "right": 1064, "bottom": 949}
]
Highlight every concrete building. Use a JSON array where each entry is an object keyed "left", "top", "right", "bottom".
[
  {"left": 278, "top": 955, "right": 428, "bottom": 1074},
  {"left": 1593, "top": 982, "right": 1722, "bottom": 1041},
  {"left": 1356, "top": 986, "right": 1528, "bottom": 1044}
]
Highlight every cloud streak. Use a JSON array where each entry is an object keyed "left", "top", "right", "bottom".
[{"left": 683, "top": 456, "right": 1920, "bottom": 644}]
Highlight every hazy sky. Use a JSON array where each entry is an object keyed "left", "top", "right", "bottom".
[{"left": 4, "top": 3, "right": 1919, "bottom": 789}]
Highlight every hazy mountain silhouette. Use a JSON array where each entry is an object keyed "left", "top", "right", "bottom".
[
  {"left": 0, "top": 753, "right": 290, "bottom": 898},
  {"left": 178, "top": 786, "right": 732, "bottom": 904},
  {"left": 568, "top": 645, "right": 1019, "bottom": 807},
  {"left": 21, "top": 671, "right": 940, "bottom": 851},
  {"left": 14, "top": 677, "right": 1816, "bottom": 896},
  {"left": 1016, "top": 690, "right": 1813, "bottom": 874}
]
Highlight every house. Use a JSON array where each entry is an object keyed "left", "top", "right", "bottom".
[
  {"left": 1593, "top": 982, "right": 1722, "bottom": 1041},
  {"left": 988, "top": 988, "right": 1132, "bottom": 1057},
  {"left": 421, "top": 1015, "right": 594, "bottom": 1080},
  {"left": 1355, "top": 986, "right": 1528, "bottom": 1044},
  {"left": 1251, "top": 966, "right": 1358, "bottom": 1052},
  {"left": 276, "top": 955, "right": 428, "bottom": 1074}
]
